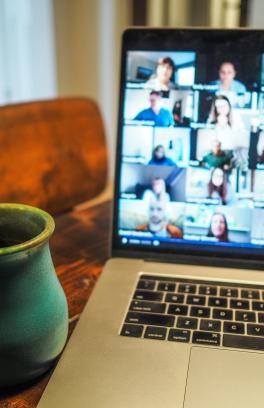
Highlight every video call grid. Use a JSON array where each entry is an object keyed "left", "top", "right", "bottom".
[{"left": 117, "top": 50, "right": 264, "bottom": 247}]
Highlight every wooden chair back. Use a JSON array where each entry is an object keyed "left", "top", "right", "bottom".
[{"left": 0, "top": 97, "right": 108, "bottom": 214}]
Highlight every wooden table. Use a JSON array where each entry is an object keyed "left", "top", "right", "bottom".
[{"left": 0, "top": 200, "right": 112, "bottom": 408}]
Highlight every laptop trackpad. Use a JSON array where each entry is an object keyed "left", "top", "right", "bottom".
[{"left": 184, "top": 347, "right": 264, "bottom": 408}]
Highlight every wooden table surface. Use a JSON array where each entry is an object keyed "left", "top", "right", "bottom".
[{"left": 0, "top": 200, "right": 112, "bottom": 408}]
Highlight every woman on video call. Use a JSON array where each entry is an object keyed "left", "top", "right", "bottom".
[
  {"left": 207, "top": 212, "right": 229, "bottom": 242},
  {"left": 207, "top": 95, "right": 248, "bottom": 150},
  {"left": 145, "top": 57, "right": 177, "bottom": 91},
  {"left": 208, "top": 167, "right": 228, "bottom": 205},
  {"left": 143, "top": 177, "right": 170, "bottom": 205}
]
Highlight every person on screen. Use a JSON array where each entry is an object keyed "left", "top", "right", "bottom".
[
  {"left": 172, "top": 100, "right": 190, "bottom": 127},
  {"left": 208, "top": 95, "right": 232, "bottom": 127},
  {"left": 145, "top": 57, "right": 177, "bottom": 91},
  {"left": 208, "top": 167, "right": 228, "bottom": 205},
  {"left": 211, "top": 62, "right": 246, "bottom": 93},
  {"left": 136, "top": 201, "right": 183, "bottom": 238},
  {"left": 207, "top": 212, "right": 229, "bottom": 242},
  {"left": 143, "top": 178, "right": 170, "bottom": 205},
  {"left": 148, "top": 145, "right": 176, "bottom": 166},
  {"left": 134, "top": 91, "right": 174, "bottom": 127},
  {"left": 207, "top": 95, "right": 248, "bottom": 151},
  {"left": 202, "top": 139, "right": 232, "bottom": 170}
]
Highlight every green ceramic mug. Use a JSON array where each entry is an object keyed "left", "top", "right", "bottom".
[{"left": 0, "top": 203, "right": 68, "bottom": 387}]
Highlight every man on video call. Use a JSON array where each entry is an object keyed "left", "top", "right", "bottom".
[
  {"left": 136, "top": 201, "right": 182, "bottom": 238},
  {"left": 202, "top": 139, "right": 232, "bottom": 170},
  {"left": 134, "top": 90, "right": 174, "bottom": 127}
]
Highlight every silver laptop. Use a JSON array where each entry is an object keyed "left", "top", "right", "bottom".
[{"left": 38, "top": 28, "right": 264, "bottom": 408}]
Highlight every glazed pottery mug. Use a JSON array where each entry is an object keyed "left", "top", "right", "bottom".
[{"left": 0, "top": 203, "right": 68, "bottom": 387}]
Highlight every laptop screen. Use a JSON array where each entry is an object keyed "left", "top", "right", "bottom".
[{"left": 113, "top": 29, "right": 264, "bottom": 261}]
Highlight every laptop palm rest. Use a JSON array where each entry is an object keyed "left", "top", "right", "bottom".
[{"left": 184, "top": 347, "right": 264, "bottom": 408}]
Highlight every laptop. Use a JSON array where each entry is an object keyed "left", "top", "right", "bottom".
[{"left": 38, "top": 28, "right": 264, "bottom": 408}]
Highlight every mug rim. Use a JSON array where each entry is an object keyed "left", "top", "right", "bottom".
[{"left": 0, "top": 203, "right": 55, "bottom": 256}]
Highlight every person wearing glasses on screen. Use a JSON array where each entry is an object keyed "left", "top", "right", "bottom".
[
  {"left": 136, "top": 200, "right": 183, "bottom": 238},
  {"left": 148, "top": 145, "right": 176, "bottom": 166},
  {"left": 134, "top": 91, "right": 174, "bottom": 127},
  {"left": 145, "top": 57, "right": 177, "bottom": 92},
  {"left": 207, "top": 212, "right": 229, "bottom": 243}
]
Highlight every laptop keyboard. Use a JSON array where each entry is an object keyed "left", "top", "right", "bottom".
[{"left": 120, "top": 275, "right": 264, "bottom": 351}]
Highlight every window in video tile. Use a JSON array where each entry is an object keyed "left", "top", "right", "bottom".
[{"left": 121, "top": 125, "right": 154, "bottom": 164}]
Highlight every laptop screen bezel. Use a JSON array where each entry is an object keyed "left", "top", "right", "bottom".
[{"left": 111, "top": 27, "right": 264, "bottom": 267}]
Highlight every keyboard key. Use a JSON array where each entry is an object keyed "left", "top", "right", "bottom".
[
  {"left": 178, "top": 284, "right": 196, "bottom": 294},
  {"left": 223, "top": 322, "right": 245, "bottom": 334},
  {"left": 192, "top": 331, "right": 220, "bottom": 346},
  {"left": 252, "top": 301, "right": 264, "bottom": 311},
  {"left": 190, "top": 306, "right": 210, "bottom": 318},
  {"left": 137, "top": 279, "right": 155, "bottom": 290},
  {"left": 129, "top": 301, "right": 166, "bottom": 314},
  {"left": 235, "top": 311, "right": 256, "bottom": 322},
  {"left": 158, "top": 282, "right": 176, "bottom": 292},
  {"left": 125, "top": 312, "right": 175, "bottom": 327},
  {"left": 258, "top": 313, "right": 264, "bottom": 323},
  {"left": 187, "top": 295, "right": 206, "bottom": 306},
  {"left": 209, "top": 297, "right": 227, "bottom": 308},
  {"left": 144, "top": 326, "right": 167, "bottom": 340},
  {"left": 177, "top": 317, "right": 198, "bottom": 330},
  {"left": 199, "top": 285, "right": 217, "bottom": 296},
  {"left": 200, "top": 319, "right": 221, "bottom": 332},
  {"left": 213, "top": 309, "right": 233, "bottom": 320},
  {"left": 168, "top": 304, "right": 188, "bottom": 316},
  {"left": 247, "top": 324, "right": 264, "bottom": 336},
  {"left": 241, "top": 289, "right": 260, "bottom": 300},
  {"left": 230, "top": 299, "right": 249, "bottom": 310},
  {"left": 133, "top": 290, "right": 163, "bottom": 302},
  {"left": 220, "top": 288, "right": 238, "bottom": 298},
  {"left": 120, "top": 324, "right": 144, "bottom": 338},
  {"left": 168, "top": 329, "right": 190, "bottom": 343},
  {"left": 165, "top": 293, "right": 184, "bottom": 304},
  {"left": 223, "top": 334, "right": 264, "bottom": 351}
]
